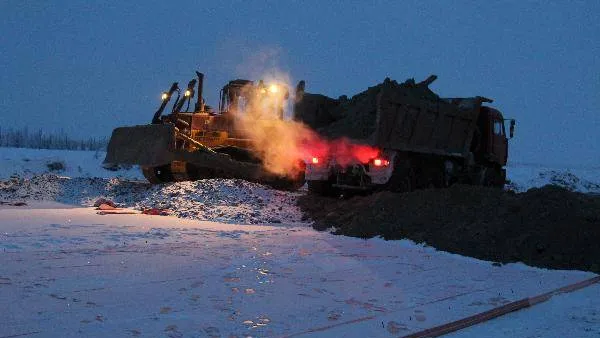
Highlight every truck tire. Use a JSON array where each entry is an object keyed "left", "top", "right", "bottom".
[
  {"left": 475, "top": 165, "right": 505, "bottom": 188},
  {"left": 490, "top": 166, "right": 506, "bottom": 189},
  {"left": 387, "top": 160, "right": 415, "bottom": 193}
]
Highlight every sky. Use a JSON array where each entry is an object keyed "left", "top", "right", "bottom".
[{"left": 1, "top": 1, "right": 598, "bottom": 166}]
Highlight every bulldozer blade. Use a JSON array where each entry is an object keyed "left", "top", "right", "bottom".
[{"left": 103, "top": 124, "right": 176, "bottom": 167}]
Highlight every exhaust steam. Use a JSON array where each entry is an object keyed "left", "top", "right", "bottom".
[{"left": 232, "top": 74, "right": 380, "bottom": 178}]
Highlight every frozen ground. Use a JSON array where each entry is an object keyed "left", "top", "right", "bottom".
[
  {"left": 1, "top": 147, "right": 599, "bottom": 337},
  {"left": 0, "top": 147, "right": 143, "bottom": 180},
  {"left": 507, "top": 161, "right": 600, "bottom": 194},
  {"left": 1, "top": 203, "right": 598, "bottom": 338},
  {"left": 0, "top": 175, "right": 303, "bottom": 225}
]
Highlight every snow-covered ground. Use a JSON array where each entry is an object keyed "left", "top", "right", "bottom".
[
  {"left": 1, "top": 203, "right": 598, "bottom": 337},
  {"left": 1, "top": 147, "right": 599, "bottom": 337},
  {"left": 507, "top": 162, "right": 600, "bottom": 194},
  {"left": 0, "top": 175, "right": 303, "bottom": 225},
  {"left": 0, "top": 147, "right": 143, "bottom": 180}
]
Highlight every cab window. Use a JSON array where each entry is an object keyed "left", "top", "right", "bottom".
[{"left": 493, "top": 120, "right": 505, "bottom": 136}]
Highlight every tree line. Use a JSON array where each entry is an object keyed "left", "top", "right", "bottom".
[{"left": 0, "top": 127, "right": 108, "bottom": 151}]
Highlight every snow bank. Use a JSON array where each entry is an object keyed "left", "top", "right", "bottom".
[
  {"left": 0, "top": 147, "right": 142, "bottom": 180},
  {"left": 507, "top": 163, "right": 600, "bottom": 193}
]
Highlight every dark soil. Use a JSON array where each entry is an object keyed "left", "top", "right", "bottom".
[
  {"left": 298, "top": 185, "right": 600, "bottom": 273},
  {"left": 295, "top": 76, "right": 440, "bottom": 141}
]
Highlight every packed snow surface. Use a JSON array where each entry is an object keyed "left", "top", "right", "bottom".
[{"left": 1, "top": 204, "right": 598, "bottom": 337}]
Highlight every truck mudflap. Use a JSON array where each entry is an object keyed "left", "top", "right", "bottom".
[{"left": 104, "top": 124, "right": 176, "bottom": 167}]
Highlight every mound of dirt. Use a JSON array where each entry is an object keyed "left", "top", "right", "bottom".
[{"left": 298, "top": 185, "right": 600, "bottom": 273}]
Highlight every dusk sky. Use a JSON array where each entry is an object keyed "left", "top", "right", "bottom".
[{"left": 1, "top": 1, "right": 598, "bottom": 166}]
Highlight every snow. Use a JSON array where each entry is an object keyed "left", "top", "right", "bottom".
[
  {"left": 1, "top": 204, "right": 598, "bottom": 337},
  {"left": 445, "top": 283, "right": 600, "bottom": 338},
  {"left": 0, "top": 175, "right": 304, "bottom": 225},
  {"left": 0, "top": 147, "right": 143, "bottom": 180},
  {"left": 507, "top": 162, "right": 600, "bottom": 194},
  {"left": 1, "top": 147, "right": 599, "bottom": 337}
]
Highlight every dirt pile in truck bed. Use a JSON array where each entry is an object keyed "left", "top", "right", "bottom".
[
  {"left": 298, "top": 185, "right": 600, "bottom": 273},
  {"left": 295, "top": 77, "right": 440, "bottom": 140}
]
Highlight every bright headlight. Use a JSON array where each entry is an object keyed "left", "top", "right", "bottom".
[
  {"left": 184, "top": 90, "right": 192, "bottom": 97},
  {"left": 161, "top": 92, "right": 168, "bottom": 100},
  {"left": 268, "top": 84, "right": 279, "bottom": 94}
]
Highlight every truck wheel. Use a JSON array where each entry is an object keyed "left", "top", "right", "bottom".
[
  {"left": 141, "top": 165, "right": 174, "bottom": 184},
  {"left": 387, "top": 161, "right": 415, "bottom": 193},
  {"left": 491, "top": 166, "right": 506, "bottom": 189},
  {"left": 307, "top": 180, "right": 336, "bottom": 196},
  {"left": 477, "top": 166, "right": 505, "bottom": 188}
]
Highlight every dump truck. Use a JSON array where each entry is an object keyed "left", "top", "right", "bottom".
[
  {"left": 294, "top": 75, "right": 515, "bottom": 195},
  {"left": 103, "top": 71, "right": 305, "bottom": 190}
]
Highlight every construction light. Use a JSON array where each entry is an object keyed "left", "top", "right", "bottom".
[
  {"left": 161, "top": 92, "right": 168, "bottom": 100},
  {"left": 184, "top": 90, "right": 192, "bottom": 97},
  {"left": 311, "top": 157, "right": 319, "bottom": 164},
  {"left": 268, "top": 84, "right": 279, "bottom": 94}
]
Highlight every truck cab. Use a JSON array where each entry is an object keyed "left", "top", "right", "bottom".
[{"left": 475, "top": 107, "right": 513, "bottom": 167}]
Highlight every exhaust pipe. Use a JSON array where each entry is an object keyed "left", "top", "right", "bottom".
[{"left": 195, "top": 71, "right": 204, "bottom": 112}]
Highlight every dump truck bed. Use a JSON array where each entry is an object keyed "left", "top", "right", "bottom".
[{"left": 374, "top": 80, "right": 486, "bottom": 158}]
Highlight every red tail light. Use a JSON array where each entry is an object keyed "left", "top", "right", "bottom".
[{"left": 372, "top": 158, "right": 390, "bottom": 167}]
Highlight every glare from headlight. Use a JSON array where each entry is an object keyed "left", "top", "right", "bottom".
[{"left": 268, "top": 84, "right": 279, "bottom": 94}]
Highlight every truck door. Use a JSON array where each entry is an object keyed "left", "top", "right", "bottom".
[{"left": 491, "top": 117, "right": 508, "bottom": 165}]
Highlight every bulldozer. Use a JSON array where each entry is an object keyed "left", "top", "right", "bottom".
[{"left": 103, "top": 71, "right": 305, "bottom": 190}]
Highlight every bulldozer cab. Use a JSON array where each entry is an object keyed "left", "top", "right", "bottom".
[{"left": 219, "top": 79, "right": 288, "bottom": 119}]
